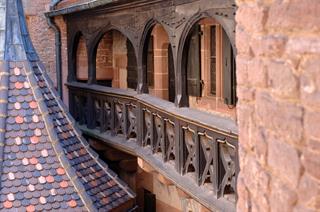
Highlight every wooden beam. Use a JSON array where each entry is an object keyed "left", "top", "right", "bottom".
[
  {"left": 89, "top": 139, "right": 108, "bottom": 151},
  {"left": 119, "top": 159, "right": 138, "bottom": 173},
  {"left": 103, "top": 148, "right": 134, "bottom": 161}
]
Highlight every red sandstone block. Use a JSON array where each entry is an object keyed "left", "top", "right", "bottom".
[
  {"left": 304, "top": 110, "right": 320, "bottom": 140},
  {"left": 250, "top": 35, "right": 287, "bottom": 58},
  {"left": 267, "top": 0, "right": 320, "bottom": 33},
  {"left": 235, "top": 28, "right": 252, "bottom": 57},
  {"left": 267, "top": 60, "right": 299, "bottom": 99},
  {"left": 247, "top": 59, "right": 267, "bottom": 88},
  {"left": 270, "top": 179, "right": 298, "bottom": 212},
  {"left": 236, "top": 4, "right": 267, "bottom": 33},
  {"left": 256, "top": 91, "right": 303, "bottom": 144},
  {"left": 267, "top": 136, "right": 301, "bottom": 187},
  {"left": 302, "top": 148, "right": 320, "bottom": 180},
  {"left": 297, "top": 173, "right": 320, "bottom": 208},
  {"left": 300, "top": 55, "right": 320, "bottom": 108}
]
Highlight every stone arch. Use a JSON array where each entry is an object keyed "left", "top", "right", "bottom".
[
  {"left": 87, "top": 25, "right": 138, "bottom": 85},
  {"left": 87, "top": 27, "right": 138, "bottom": 89}
]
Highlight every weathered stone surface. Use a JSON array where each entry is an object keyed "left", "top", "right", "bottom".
[
  {"left": 270, "top": 179, "right": 298, "bottom": 212},
  {"left": 243, "top": 155, "right": 270, "bottom": 195},
  {"left": 236, "top": 4, "right": 268, "bottom": 33},
  {"left": 251, "top": 35, "right": 287, "bottom": 58},
  {"left": 252, "top": 125, "right": 267, "bottom": 165},
  {"left": 300, "top": 55, "right": 320, "bottom": 108},
  {"left": 267, "top": 0, "right": 320, "bottom": 32},
  {"left": 268, "top": 60, "right": 299, "bottom": 98},
  {"left": 247, "top": 59, "right": 267, "bottom": 88},
  {"left": 297, "top": 174, "right": 320, "bottom": 208},
  {"left": 256, "top": 92, "right": 303, "bottom": 144},
  {"left": 236, "top": 174, "right": 252, "bottom": 212},
  {"left": 301, "top": 149, "right": 320, "bottom": 180},
  {"left": 268, "top": 136, "right": 301, "bottom": 187},
  {"left": 304, "top": 110, "right": 320, "bottom": 140}
]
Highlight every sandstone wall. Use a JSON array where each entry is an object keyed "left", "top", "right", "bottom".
[{"left": 236, "top": 0, "right": 320, "bottom": 211}]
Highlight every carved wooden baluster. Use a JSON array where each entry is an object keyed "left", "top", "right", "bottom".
[
  {"left": 110, "top": 97, "right": 115, "bottom": 134},
  {"left": 165, "top": 119, "right": 175, "bottom": 163},
  {"left": 143, "top": 109, "right": 153, "bottom": 147},
  {"left": 94, "top": 98, "right": 102, "bottom": 131},
  {"left": 115, "top": 102, "right": 124, "bottom": 135},
  {"left": 218, "top": 139, "right": 237, "bottom": 201},
  {"left": 103, "top": 99, "right": 112, "bottom": 132},
  {"left": 182, "top": 126, "right": 199, "bottom": 180},
  {"left": 153, "top": 115, "right": 165, "bottom": 160},
  {"left": 199, "top": 132, "right": 218, "bottom": 192},
  {"left": 126, "top": 103, "right": 137, "bottom": 139}
]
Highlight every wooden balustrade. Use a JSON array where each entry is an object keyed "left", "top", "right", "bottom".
[{"left": 67, "top": 82, "right": 239, "bottom": 210}]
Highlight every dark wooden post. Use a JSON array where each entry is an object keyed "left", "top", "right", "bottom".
[{"left": 87, "top": 42, "right": 96, "bottom": 85}]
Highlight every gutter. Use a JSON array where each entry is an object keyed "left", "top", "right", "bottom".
[
  {"left": 45, "top": 0, "right": 167, "bottom": 17},
  {"left": 46, "top": 0, "right": 114, "bottom": 17},
  {"left": 46, "top": 15, "right": 63, "bottom": 99},
  {"left": 50, "top": 0, "right": 63, "bottom": 10}
]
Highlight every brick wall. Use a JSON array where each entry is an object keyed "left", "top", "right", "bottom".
[
  {"left": 96, "top": 33, "right": 113, "bottom": 81},
  {"left": 236, "top": 0, "right": 320, "bottom": 211},
  {"left": 23, "top": 0, "right": 57, "bottom": 86}
]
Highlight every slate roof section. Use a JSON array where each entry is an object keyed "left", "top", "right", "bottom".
[
  {"left": 0, "top": 62, "right": 86, "bottom": 211},
  {"left": 0, "top": 0, "right": 135, "bottom": 211}
]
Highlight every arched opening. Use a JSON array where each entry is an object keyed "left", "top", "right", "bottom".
[
  {"left": 182, "top": 18, "right": 236, "bottom": 117},
  {"left": 143, "top": 23, "right": 175, "bottom": 103},
  {"left": 94, "top": 30, "right": 137, "bottom": 90},
  {"left": 75, "top": 34, "right": 88, "bottom": 83}
]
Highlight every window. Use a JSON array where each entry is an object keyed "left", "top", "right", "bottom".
[
  {"left": 210, "top": 25, "right": 217, "bottom": 95},
  {"left": 185, "top": 18, "right": 236, "bottom": 117}
]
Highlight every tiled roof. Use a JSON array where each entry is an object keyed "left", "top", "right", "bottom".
[{"left": 0, "top": 0, "right": 135, "bottom": 211}]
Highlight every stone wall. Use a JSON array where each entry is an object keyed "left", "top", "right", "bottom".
[{"left": 236, "top": 0, "right": 320, "bottom": 211}]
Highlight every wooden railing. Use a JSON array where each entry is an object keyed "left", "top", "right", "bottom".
[{"left": 67, "top": 82, "right": 239, "bottom": 211}]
